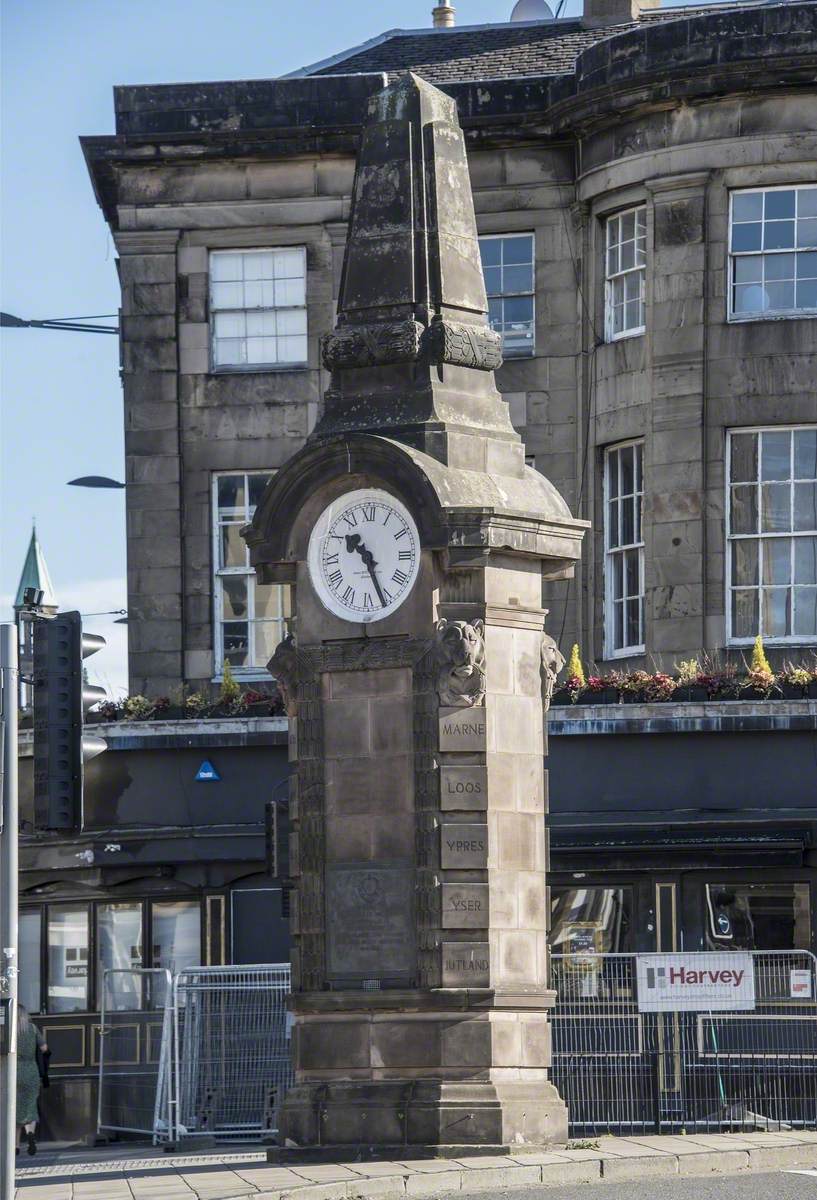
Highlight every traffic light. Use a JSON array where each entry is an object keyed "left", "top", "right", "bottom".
[{"left": 33, "top": 611, "right": 107, "bottom": 830}]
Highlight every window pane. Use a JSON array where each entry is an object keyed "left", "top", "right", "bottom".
[
  {"left": 279, "top": 335, "right": 308, "bottom": 363},
  {"left": 550, "top": 887, "right": 633, "bottom": 955},
  {"left": 254, "top": 621, "right": 281, "bottom": 665},
  {"left": 733, "top": 192, "right": 763, "bottom": 223},
  {"left": 621, "top": 496, "right": 634, "bottom": 544},
  {"left": 761, "top": 431, "right": 792, "bottom": 481},
  {"left": 762, "top": 587, "right": 790, "bottom": 637},
  {"left": 794, "top": 482, "right": 817, "bottom": 531},
  {"left": 732, "top": 588, "right": 758, "bottom": 638},
  {"left": 211, "top": 253, "right": 242, "bottom": 282},
  {"left": 18, "top": 911, "right": 41, "bottom": 1014},
  {"left": 254, "top": 580, "right": 283, "bottom": 620},
  {"left": 734, "top": 255, "right": 763, "bottom": 283},
  {"left": 733, "top": 282, "right": 766, "bottom": 314},
  {"left": 608, "top": 452, "right": 620, "bottom": 500},
  {"left": 798, "top": 251, "right": 817, "bottom": 279},
  {"left": 794, "top": 587, "right": 817, "bottom": 636},
  {"left": 799, "top": 188, "right": 817, "bottom": 218},
  {"left": 765, "top": 189, "right": 795, "bottom": 219},
  {"left": 274, "top": 247, "right": 305, "bottom": 278},
  {"left": 222, "top": 575, "right": 248, "bottom": 619},
  {"left": 634, "top": 443, "right": 643, "bottom": 492},
  {"left": 761, "top": 483, "right": 791, "bottom": 532},
  {"left": 47, "top": 907, "right": 89, "bottom": 1013},
  {"left": 247, "top": 473, "right": 272, "bottom": 510},
  {"left": 625, "top": 548, "right": 640, "bottom": 596},
  {"left": 796, "top": 279, "right": 817, "bottom": 309},
  {"left": 762, "top": 537, "right": 791, "bottom": 585},
  {"left": 613, "top": 552, "right": 623, "bottom": 598},
  {"left": 730, "top": 484, "right": 758, "bottom": 534},
  {"left": 503, "top": 235, "right": 533, "bottom": 265},
  {"left": 730, "top": 432, "right": 757, "bottom": 483},
  {"left": 609, "top": 498, "right": 619, "bottom": 547},
  {"left": 223, "top": 622, "right": 249, "bottom": 667},
  {"left": 503, "top": 264, "right": 533, "bottom": 293},
  {"left": 794, "top": 536, "right": 817, "bottom": 584},
  {"left": 220, "top": 523, "right": 246, "bottom": 568},
  {"left": 626, "top": 597, "right": 641, "bottom": 646},
  {"left": 211, "top": 281, "right": 243, "bottom": 310},
  {"left": 731, "top": 222, "right": 762, "bottom": 252},
  {"left": 764, "top": 220, "right": 795, "bottom": 250},
  {"left": 796, "top": 218, "right": 817, "bottom": 249},
  {"left": 765, "top": 280, "right": 795, "bottom": 310},
  {"left": 217, "top": 475, "right": 245, "bottom": 513},
  {"left": 244, "top": 251, "right": 273, "bottom": 281},
  {"left": 151, "top": 902, "right": 200, "bottom": 976},
  {"left": 794, "top": 430, "right": 817, "bottom": 479},
  {"left": 620, "top": 445, "right": 634, "bottom": 496},
  {"left": 479, "top": 238, "right": 501, "bottom": 267},
  {"left": 765, "top": 252, "right": 796, "bottom": 281},
  {"left": 483, "top": 265, "right": 501, "bottom": 296},
  {"left": 706, "top": 882, "right": 810, "bottom": 951},
  {"left": 98, "top": 903, "right": 143, "bottom": 1012},
  {"left": 214, "top": 337, "right": 244, "bottom": 366},
  {"left": 732, "top": 538, "right": 758, "bottom": 586},
  {"left": 213, "top": 311, "right": 244, "bottom": 339}
]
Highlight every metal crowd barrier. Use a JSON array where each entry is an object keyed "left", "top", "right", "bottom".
[
  {"left": 550, "top": 949, "right": 817, "bottom": 1136},
  {"left": 98, "top": 963, "right": 291, "bottom": 1144}
]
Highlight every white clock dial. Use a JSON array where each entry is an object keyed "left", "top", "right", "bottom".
[{"left": 307, "top": 488, "right": 420, "bottom": 623}]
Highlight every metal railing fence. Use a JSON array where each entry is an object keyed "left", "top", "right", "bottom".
[
  {"left": 170, "top": 964, "right": 292, "bottom": 1142},
  {"left": 98, "top": 963, "right": 291, "bottom": 1144},
  {"left": 97, "top": 968, "right": 173, "bottom": 1141},
  {"left": 550, "top": 949, "right": 817, "bottom": 1137}
]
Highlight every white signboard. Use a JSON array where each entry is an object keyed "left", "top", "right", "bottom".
[
  {"left": 636, "top": 953, "right": 755, "bottom": 1012},
  {"left": 790, "top": 969, "right": 813, "bottom": 999}
]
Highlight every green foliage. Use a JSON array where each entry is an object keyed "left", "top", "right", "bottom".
[
  {"left": 566, "top": 643, "right": 586, "bottom": 688},
  {"left": 750, "top": 634, "right": 772, "bottom": 677},
  {"left": 219, "top": 659, "right": 241, "bottom": 706}
]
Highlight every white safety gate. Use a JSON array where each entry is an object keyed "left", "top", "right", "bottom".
[{"left": 98, "top": 963, "right": 291, "bottom": 1144}]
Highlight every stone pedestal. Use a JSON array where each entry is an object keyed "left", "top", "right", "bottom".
[{"left": 245, "top": 71, "right": 587, "bottom": 1152}]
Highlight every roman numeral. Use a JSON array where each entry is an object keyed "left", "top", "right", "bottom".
[
  {"left": 361, "top": 505, "right": 376, "bottom": 522},
  {"left": 392, "top": 569, "right": 408, "bottom": 586},
  {"left": 342, "top": 512, "right": 358, "bottom": 528},
  {"left": 342, "top": 585, "right": 355, "bottom": 604},
  {"left": 398, "top": 550, "right": 412, "bottom": 561},
  {"left": 382, "top": 511, "right": 391, "bottom": 526},
  {"left": 382, "top": 587, "right": 393, "bottom": 602},
  {"left": 393, "top": 526, "right": 408, "bottom": 540},
  {"left": 362, "top": 593, "right": 374, "bottom": 610},
  {"left": 325, "top": 552, "right": 339, "bottom": 566},
  {"left": 328, "top": 569, "right": 342, "bottom": 589}
]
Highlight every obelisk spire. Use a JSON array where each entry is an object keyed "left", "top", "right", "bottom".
[{"left": 315, "top": 73, "right": 519, "bottom": 468}]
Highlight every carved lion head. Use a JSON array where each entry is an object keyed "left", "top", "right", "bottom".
[{"left": 436, "top": 618, "right": 486, "bottom": 679}]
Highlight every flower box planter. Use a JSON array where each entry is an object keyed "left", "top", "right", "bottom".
[
  {"left": 673, "top": 684, "right": 708, "bottom": 703},
  {"left": 778, "top": 683, "right": 808, "bottom": 700},
  {"left": 585, "top": 688, "right": 620, "bottom": 705}
]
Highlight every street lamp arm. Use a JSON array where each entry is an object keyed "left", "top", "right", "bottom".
[{"left": 1, "top": 311, "right": 118, "bottom": 335}]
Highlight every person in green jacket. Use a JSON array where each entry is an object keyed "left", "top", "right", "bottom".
[{"left": 16, "top": 1005, "right": 47, "bottom": 1156}]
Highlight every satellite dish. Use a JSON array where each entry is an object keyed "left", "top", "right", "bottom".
[{"left": 510, "top": 0, "right": 554, "bottom": 19}]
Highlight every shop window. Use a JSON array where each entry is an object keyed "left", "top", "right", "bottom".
[
  {"left": 213, "top": 471, "right": 292, "bottom": 676},
  {"left": 97, "top": 903, "right": 143, "bottom": 1012},
  {"left": 605, "top": 207, "right": 646, "bottom": 340},
  {"left": 550, "top": 886, "right": 633, "bottom": 955},
  {"left": 729, "top": 186, "right": 817, "bottom": 320},
  {"left": 47, "top": 906, "right": 89, "bottom": 1014},
  {"left": 479, "top": 233, "right": 535, "bottom": 357},
  {"left": 605, "top": 441, "right": 645, "bottom": 656},
  {"left": 18, "top": 909, "right": 41, "bottom": 1014},
  {"left": 210, "top": 247, "right": 307, "bottom": 369},
  {"left": 151, "top": 900, "right": 201, "bottom": 976},
  {"left": 727, "top": 427, "right": 817, "bottom": 643},
  {"left": 706, "top": 882, "right": 811, "bottom": 951}
]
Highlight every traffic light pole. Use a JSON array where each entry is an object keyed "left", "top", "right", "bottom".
[{"left": 0, "top": 625, "right": 19, "bottom": 1200}]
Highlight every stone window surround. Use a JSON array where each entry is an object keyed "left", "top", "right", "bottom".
[
  {"left": 727, "top": 183, "right": 817, "bottom": 324},
  {"left": 604, "top": 439, "right": 646, "bottom": 660},
  {"left": 211, "top": 469, "right": 291, "bottom": 681},
  {"left": 725, "top": 424, "right": 817, "bottom": 648},
  {"left": 209, "top": 245, "right": 308, "bottom": 372}
]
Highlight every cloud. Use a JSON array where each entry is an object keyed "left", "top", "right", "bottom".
[{"left": 0, "top": 576, "right": 129, "bottom": 699}]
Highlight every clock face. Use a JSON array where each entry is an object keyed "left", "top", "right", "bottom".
[{"left": 307, "top": 488, "right": 420, "bottom": 623}]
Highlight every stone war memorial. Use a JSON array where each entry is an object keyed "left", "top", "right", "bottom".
[{"left": 245, "top": 73, "right": 587, "bottom": 1152}]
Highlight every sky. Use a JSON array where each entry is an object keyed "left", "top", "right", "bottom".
[{"left": 1, "top": 0, "right": 713, "bottom": 696}]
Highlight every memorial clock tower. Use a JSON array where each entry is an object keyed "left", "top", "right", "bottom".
[{"left": 245, "top": 73, "right": 587, "bottom": 1151}]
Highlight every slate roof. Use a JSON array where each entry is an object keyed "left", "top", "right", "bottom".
[{"left": 301, "top": 5, "right": 735, "bottom": 82}]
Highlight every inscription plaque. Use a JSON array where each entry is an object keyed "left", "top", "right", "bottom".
[
  {"left": 439, "top": 707, "right": 486, "bottom": 752},
  {"left": 440, "top": 765, "right": 488, "bottom": 810},
  {"left": 441, "top": 823, "right": 488, "bottom": 869},
  {"left": 441, "top": 883, "right": 489, "bottom": 928},
  {"left": 442, "top": 941, "right": 490, "bottom": 987},
  {"left": 326, "top": 865, "right": 415, "bottom": 980}
]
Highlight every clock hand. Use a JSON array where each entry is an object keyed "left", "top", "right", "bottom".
[{"left": 346, "top": 535, "right": 387, "bottom": 607}]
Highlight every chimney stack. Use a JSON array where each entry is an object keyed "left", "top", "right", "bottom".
[
  {"left": 432, "top": 3, "right": 455, "bottom": 27},
  {"left": 583, "top": 0, "right": 658, "bottom": 25}
]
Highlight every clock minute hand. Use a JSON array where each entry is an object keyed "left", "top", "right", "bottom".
[{"left": 347, "top": 535, "right": 387, "bottom": 608}]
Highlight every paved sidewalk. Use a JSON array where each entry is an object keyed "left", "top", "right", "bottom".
[{"left": 15, "top": 1131, "right": 817, "bottom": 1200}]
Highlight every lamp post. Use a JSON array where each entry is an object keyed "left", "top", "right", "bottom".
[
  {"left": 0, "top": 626, "right": 19, "bottom": 1200},
  {"left": 1, "top": 311, "right": 118, "bottom": 335}
]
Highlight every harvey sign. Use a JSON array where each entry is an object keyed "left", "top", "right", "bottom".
[{"left": 636, "top": 953, "right": 755, "bottom": 1012}]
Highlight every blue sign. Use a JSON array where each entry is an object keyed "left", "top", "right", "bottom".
[{"left": 195, "top": 760, "right": 220, "bottom": 782}]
